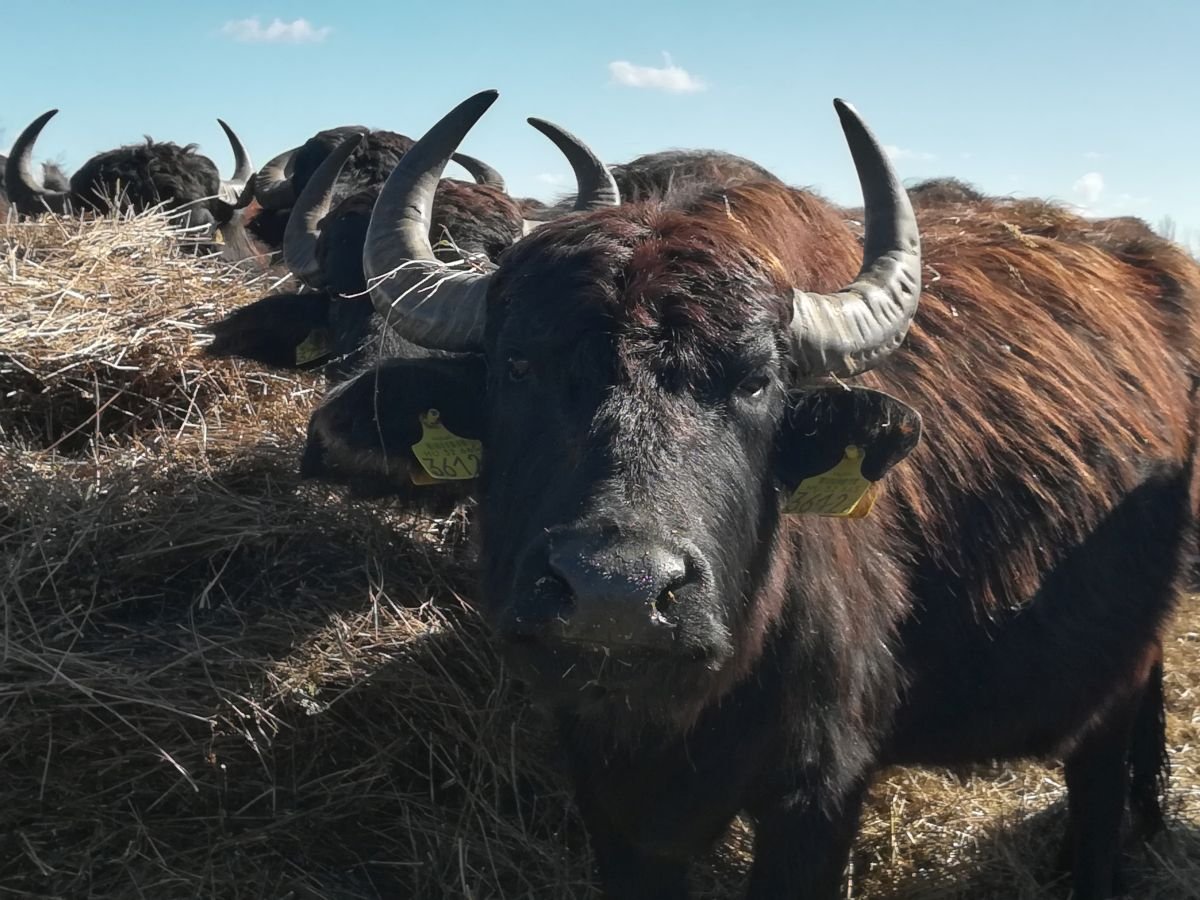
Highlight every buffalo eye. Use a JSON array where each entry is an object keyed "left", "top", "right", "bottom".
[
  {"left": 507, "top": 357, "right": 532, "bottom": 382},
  {"left": 736, "top": 373, "right": 771, "bottom": 398}
]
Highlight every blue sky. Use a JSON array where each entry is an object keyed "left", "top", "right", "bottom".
[{"left": 5, "top": 1, "right": 1199, "bottom": 244}]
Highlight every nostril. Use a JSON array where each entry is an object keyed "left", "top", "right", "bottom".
[
  {"left": 533, "top": 572, "right": 574, "bottom": 606},
  {"left": 653, "top": 558, "right": 700, "bottom": 616},
  {"left": 654, "top": 583, "right": 680, "bottom": 616}
]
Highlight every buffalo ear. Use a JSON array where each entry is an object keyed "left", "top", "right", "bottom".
[
  {"left": 204, "top": 291, "right": 333, "bottom": 370},
  {"left": 301, "top": 355, "right": 488, "bottom": 501},
  {"left": 776, "top": 385, "right": 921, "bottom": 489}
]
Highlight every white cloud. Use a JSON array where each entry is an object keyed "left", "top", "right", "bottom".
[
  {"left": 1073, "top": 190, "right": 1152, "bottom": 220},
  {"left": 883, "top": 145, "right": 937, "bottom": 162},
  {"left": 608, "top": 53, "right": 706, "bottom": 94},
  {"left": 221, "top": 17, "right": 331, "bottom": 44},
  {"left": 1072, "top": 171, "right": 1105, "bottom": 204}
]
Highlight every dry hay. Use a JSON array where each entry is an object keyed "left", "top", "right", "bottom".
[
  {"left": 0, "top": 213, "right": 1197, "bottom": 899},
  {"left": 0, "top": 208, "right": 305, "bottom": 454}
]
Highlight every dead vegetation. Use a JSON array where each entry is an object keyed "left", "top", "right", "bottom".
[{"left": 0, "top": 211, "right": 1196, "bottom": 898}]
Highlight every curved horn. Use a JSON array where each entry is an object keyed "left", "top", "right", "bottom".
[
  {"left": 232, "top": 173, "right": 257, "bottom": 210},
  {"left": 6, "top": 110, "right": 71, "bottom": 215},
  {"left": 254, "top": 146, "right": 299, "bottom": 210},
  {"left": 217, "top": 119, "right": 253, "bottom": 183},
  {"left": 526, "top": 118, "right": 619, "bottom": 211},
  {"left": 210, "top": 171, "right": 259, "bottom": 227},
  {"left": 789, "top": 99, "right": 921, "bottom": 378},
  {"left": 365, "top": 90, "right": 499, "bottom": 351},
  {"left": 283, "top": 133, "right": 363, "bottom": 287},
  {"left": 451, "top": 152, "right": 506, "bottom": 191}
]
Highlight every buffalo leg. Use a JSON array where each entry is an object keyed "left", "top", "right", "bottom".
[
  {"left": 586, "top": 825, "right": 689, "bottom": 900},
  {"left": 745, "top": 784, "right": 866, "bottom": 900},
  {"left": 1063, "top": 687, "right": 1142, "bottom": 899}
]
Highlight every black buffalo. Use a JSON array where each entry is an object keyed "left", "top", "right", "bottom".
[
  {"left": 244, "top": 127, "right": 414, "bottom": 251},
  {"left": 208, "top": 132, "right": 524, "bottom": 381},
  {"left": 208, "top": 116, "right": 618, "bottom": 388},
  {"left": 906, "top": 175, "right": 987, "bottom": 207},
  {"left": 4, "top": 110, "right": 253, "bottom": 236},
  {"left": 243, "top": 125, "right": 507, "bottom": 252},
  {"left": 526, "top": 147, "right": 782, "bottom": 226},
  {"left": 309, "top": 90, "right": 1198, "bottom": 899},
  {"left": 293, "top": 116, "right": 618, "bottom": 499}
]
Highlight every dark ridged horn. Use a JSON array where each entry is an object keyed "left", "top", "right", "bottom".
[
  {"left": 789, "top": 99, "right": 921, "bottom": 377},
  {"left": 254, "top": 146, "right": 299, "bottom": 210},
  {"left": 283, "top": 133, "right": 364, "bottom": 287},
  {"left": 217, "top": 119, "right": 253, "bottom": 183},
  {"left": 526, "top": 118, "right": 619, "bottom": 211},
  {"left": 6, "top": 110, "right": 71, "bottom": 215},
  {"left": 451, "top": 152, "right": 506, "bottom": 191},
  {"left": 364, "top": 90, "right": 500, "bottom": 351}
]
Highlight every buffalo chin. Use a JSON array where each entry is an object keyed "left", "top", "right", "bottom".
[{"left": 495, "top": 620, "right": 731, "bottom": 709}]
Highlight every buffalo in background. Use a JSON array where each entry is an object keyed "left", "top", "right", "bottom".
[
  {"left": 207, "top": 115, "right": 617, "bottom": 396},
  {"left": 4, "top": 110, "right": 253, "bottom": 237},
  {"left": 1, "top": 154, "right": 68, "bottom": 218},
  {"left": 242, "top": 125, "right": 509, "bottom": 253}
]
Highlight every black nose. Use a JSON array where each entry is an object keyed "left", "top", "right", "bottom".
[{"left": 528, "top": 530, "right": 700, "bottom": 649}]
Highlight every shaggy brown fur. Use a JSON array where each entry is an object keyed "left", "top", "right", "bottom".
[
  {"left": 872, "top": 198, "right": 1200, "bottom": 615},
  {"left": 466, "top": 175, "right": 1200, "bottom": 898}
]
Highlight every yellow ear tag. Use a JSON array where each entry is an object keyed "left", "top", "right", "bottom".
[
  {"left": 295, "top": 330, "right": 330, "bottom": 365},
  {"left": 410, "top": 409, "right": 482, "bottom": 483},
  {"left": 783, "top": 445, "right": 878, "bottom": 518}
]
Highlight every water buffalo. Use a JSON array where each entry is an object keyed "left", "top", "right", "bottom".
[
  {"left": 294, "top": 117, "right": 617, "bottom": 497},
  {"left": 206, "top": 118, "right": 613, "bottom": 388},
  {"left": 310, "top": 90, "right": 1199, "bottom": 899},
  {"left": 610, "top": 148, "right": 780, "bottom": 199},
  {"left": 243, "top": 127, "right": 414, "bottom": 250},
  {"left": 1, "top": 156, "right": 70, "bottom": 217},
  {"left": 209, "top": 134, "right": 525, "bottom": 381},
  {"left": 906, "top": 175, "right": 987, "bottom": 207},
  {"left": 526, "top": 147, "right": 781, "bottom": 225},
  {"left": 244, "top": 125, "right": 506, "bottom": 252},
  {"left": 4, "top": 110, "right": 253, "bottom": 235}
]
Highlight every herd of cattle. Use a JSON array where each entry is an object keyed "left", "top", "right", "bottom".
[{"left": 5, "top": 93, "right": 1199, "bottom": 899}]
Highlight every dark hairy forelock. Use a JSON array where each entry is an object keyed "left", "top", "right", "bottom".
[{"left": 492, "top": 197, "right": 794, "bottom": 371}]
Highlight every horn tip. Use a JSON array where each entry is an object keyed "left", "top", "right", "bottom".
[{"left": 467, "top": 89, "right": 501, "bottom": 113}]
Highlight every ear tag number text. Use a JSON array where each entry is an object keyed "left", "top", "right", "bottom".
[
  {"left": 411, "top": 409, "right": 482, "bottom": 483},
  {"left": 783, "top": 445, "right": 878, "bottom": 517}
]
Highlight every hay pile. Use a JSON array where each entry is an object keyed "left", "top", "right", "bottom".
[
  {"left": 0, "top": 210, "right": 307, "bottom": 454},
  {"left": 1, "top": 212, "right": 1197, "bottom": 899}
]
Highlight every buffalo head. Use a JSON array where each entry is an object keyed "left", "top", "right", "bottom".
[{"left": 323, "top": 90, "right": 923, "bottom": 718}]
